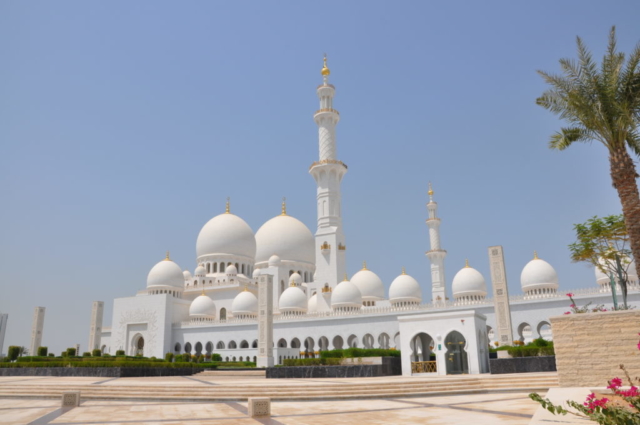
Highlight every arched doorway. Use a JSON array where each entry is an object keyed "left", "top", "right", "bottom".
[
  {"left": 445, "top": 331, "right": 469, "bottom": 375},
  {"left": 347, "top": 334, "right": 358, "bottom": 348},
  {"left": 332, "top": 335, "right": 344, "bottom": 350},
  {"left": 378, "top": 333, "right": 390, "bottom": 349},
  {"left": 131, "top": 333, "right": 144, "bottom": 356},
  {"left": 195, "top": 342, "right": 203, "bottom": 355},
  {"left": 291, "top": 338, "right": 301, "bottom": 349},
  {"left": 410, "top": 333, "right": 434, "bottom": 362},
  {"left": 318, "top": 336, "right": 329, "bottom": 351},
  {"left": 277, "top": 338, "right": 287, "bottom": 348},
  {"left": 363, "top": 334, "right": 374, "bottom": 349}
]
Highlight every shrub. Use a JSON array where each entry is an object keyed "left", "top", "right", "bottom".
[
  {"left": 48, "top": 353, "right": 55, "bottom": 357},
  {"left": 197, "top": 355, "right": 205, "bottom": 363},
  {"left": 319, "top": 348, "right": 401, "bottom": 359},
  {"left": 37, "top": 347, "right": 48, "bottom": 357},
  {"left": 92, "top": 349, "right": 102, "bottom": 357},
  {"left": 66, "top": 348, "right": 77, "bottom": 357},
  {"left": 283, "top": 358, "right": 342, "bottom": 367},
  {"left": 165, "top": 353, "right": 174, "bottom": 363},
  {"left": 531, "top": 338, "right": 550, "bottom": 347},
  {"left": 102, "top": 354, "right": 111, "bottom": 357},
  {"left": 61, "top": 351, "right": 69, "bottom": 358},
  {"left": 211, "top": 353, "right": 222, "bottom": 362},
  {"left": 82, "top": 352, "right": 91, "bottom": 357},
  {"left": 115, "top": 350, "right": 125, "bottom": 356},
  {"left": 7, "top": 346, "right": 20, "bottom": 361}
]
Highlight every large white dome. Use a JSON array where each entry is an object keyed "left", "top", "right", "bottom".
[
  {"left": 521, "top": 256, "right": 559, "bottom": 292},
  {"left": 350, "top": 268, "right": 385, "bottom": 301},
  {"left": 452, "top": 264, "right": 487, "bottom": 298},
  {"left": 147, "top": 258, "right": 184, "bottom": 289},
  {"left": 255, "top": 215, "right": 315, "bottom": 265},
  {"left": 189, "top": 294, "right": 216, "bottom": 318},
  {"left": 196, "top": 213, "right": 256, "bottom": 259},
  {"left": 279, "top": 285, "right": 308, "bottom": 313},
  {"left": 308, "top": 293, "right": 318, "bottom": 313},
  {"left": 389, "top": 271, "right": 422, "bottom": 304},
  {"left": 332, "top": 278, "right": 363, "bottom": 310},
  {"left": 232, "top": 290, "right": 258, "bottom": 316}
]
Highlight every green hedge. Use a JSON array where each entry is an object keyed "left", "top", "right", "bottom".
[
  {"left": 37, "top": 347, "right": 48, "bottom": 357},
  {"left": 319, "top": 348, "right": 401, "bottom": 359},
  {"left": 283, "top": 358, "right": 342, "bottom": 367},
  {"left": 0, "top": 361, "right": 216, "bottom": 369},
  {"left": 507, "top": 346, "right": 555, "bottom": 357}
]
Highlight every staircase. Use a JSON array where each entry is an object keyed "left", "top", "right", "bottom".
[{"left": 0, "top": 372, "right": 558, "bottom": 401}]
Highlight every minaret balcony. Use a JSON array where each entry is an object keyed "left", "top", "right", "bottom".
[
  {"left": 309, "top": 159, "right": 348, "bottom": 172},
  {"left": 314, "top": 108, "right": 340, "bottom": 116}
]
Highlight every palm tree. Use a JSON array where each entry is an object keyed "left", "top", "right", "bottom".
[{"left": 537, "top": 26, "right": 640, "bottom": 266}]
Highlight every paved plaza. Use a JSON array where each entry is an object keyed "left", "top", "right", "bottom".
[{"left": 0, "top": 374, "right": 554, "bottom": 425}]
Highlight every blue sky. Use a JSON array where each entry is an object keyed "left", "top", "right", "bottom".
[{"left": 1, "top": 1, "right": 639, "bottom": 355}]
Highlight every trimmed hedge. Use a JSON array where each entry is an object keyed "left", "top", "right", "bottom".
[
  {"left": 283, "top": 358, "right": 342, "bottom": 367},
  {"left": 0, "top": 361, "right": 217, "bottom": 369},
  {"left": 37, "top": 347, "right": 48, "bottom": 357},
  {"left": 319, "top": 348, "right": 401, "bottom": 359},
  {"left": 92, "top": 349, "right": 102, "bottom": 357},
  {"left": 506, "top": 346, "right": 555, "bottom": 357}
]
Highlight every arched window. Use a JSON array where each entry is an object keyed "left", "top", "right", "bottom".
[
  {"left": 240, "top": 340, "right": 249, "bottom": 348},
  {"left": 194, "top": 280, "right": 198, "bottom": 286},
  {"left": 206, "top": 264, "right": 210, "bottom": 273},
  {"left": 213, "top": 263, "right": 218, "bottom": 273},
  {"left": 239, "top": 356, "right": 243, "bottom": 361},
  {"left": 174, "top": 343, "right": 181, "bottom": 353},
  {"left": 220, "top": 263, "right": 225, "bottom": 273},
  {"left": 216, "top": 341, "right": 225, "bottom": 350},
  {"left": 252, "top": 340, "right": 258, "bottom": 348},
  {"left": 184, "top": 342, "right": 192, "bottom": 354},
  {"left": 220, "top": 308, "right": 227, "bottom": 320},
  {"left": 228, "top": 340, "right": 237, "bottom": 349}
]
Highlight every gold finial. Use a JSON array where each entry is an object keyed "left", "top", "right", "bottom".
[
  {"left": 465, "top": 259, "right": 470, "bottom": 268},
  {"left": 321, "top": 54, "right": 330, "bottom": 76},
  {"left": 428, "top": 182, "right": 434, "bottom": 197},
  {"left": 225, "top": 197, "right": 230, "bottom": 214},
  {"left": 401, "top": 267, "right": 406, "bottom": 275},
  {"left": 281, "top": 197, "right": 287, "bottom": 215},
  {"left": 533, "top": 251, "right": 539, "bottom": 260},
  {"left": 243, "top": 286, "right": 249, "bottom": 292},
  {"left": 344, "top": 273, "right": 348, "bottom": 281},
  {"left": 201, "top": 288, "right": 205, "bottom": 296},
  {"left": 362, "top": 261, "right": 368, "bottom": 270},
  {"left": 164, "top": 251, "right": 170, "bottom": 261}
]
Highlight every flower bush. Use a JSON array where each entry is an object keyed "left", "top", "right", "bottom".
[{"left": 530, "top": 332, "right": 640, "bottom": 424}]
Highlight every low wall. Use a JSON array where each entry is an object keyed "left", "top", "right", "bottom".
[
  {"left": 267, "top": 357, "right": 401, "bottom": 379},
  {"left": 489, "top": 356, "right": 556, "bottom": 374},
  {"left": 0, "top": 367, "right": 198, "bottom": 377},
  {"left": 550, "top": 310, "right": 640, "bottom": 387}
]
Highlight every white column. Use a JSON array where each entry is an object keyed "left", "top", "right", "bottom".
[
  {"left": 257, "top": 274, "right": 274, "bottom": 368},
  {"left": 425, "top": 184, "right": 447, "bottom": 305},
  {"left": 88, "top": 301, "right": 104, "bottom": 351},
  {"left": 310, "top": 57, "right": 347, "bottom": 290},
  {"left": 29, "top": 307, "right": 45, "bottom": 355},
  {"left": 0, "top": 314, "right": 8, "bottom": 358}
]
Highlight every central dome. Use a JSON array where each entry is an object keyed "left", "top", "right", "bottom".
[
  {"left": 255, "top": 215, "right": 315, "bottom": 265},
  {"left": 196, "top": 213, "right": 256, "bottom": 259}
]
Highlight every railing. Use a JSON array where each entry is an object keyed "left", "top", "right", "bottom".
[{"left": 411, "top": 361, "right": 437, "bottom": 373}]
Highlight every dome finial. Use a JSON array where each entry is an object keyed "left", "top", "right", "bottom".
[
  {"left": 533, "top": 250, "right": 539, "bottom": 260},
  {"left": 225, "top": 197, "right": 230, "bottom": 214},
  {"left": 401, "top": 266, "right": 406, "bottom": 275},
  {"left": 344, "top": 273, "right": 348, "bottom": 281},
  {"left": 165, "top": 251, "right": 170, "bottom": 261},
  {"left": 362, "top": 260, "right": 368, "bottom": 270},
  {"left": 428, "top": 182, "right": 434, "bottom": 197},
  {"left": 465, "top": 259, "right": 470, "bottom": 268},
  {"left": 201, "top": 288, "right": 205, "bottom": 296},
  {"left": 281, "top": 197, "right": 287, "bottom": 216},
  {"left": 321, "top": 53, "right": 330, "bottom": 77}
]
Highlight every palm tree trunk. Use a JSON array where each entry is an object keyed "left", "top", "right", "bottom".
[{"left": 610, "top": 146, "right": 640, "bottom": 293}]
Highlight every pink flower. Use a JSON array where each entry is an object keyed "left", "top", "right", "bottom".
[
  {"left": 570, "top": 304, "right": 576, "bottom": 308},
  {"left": 566, "top": 293, "right": 574, "bottom": 297},
  {"left": 607, "top": 378, "right": 622, "bottom": 390},
  {"left": 564, "top": 312, "right": 571, "bottom": 315},
  {"left": 583, "top": 393, "right": 608, "bottom": 412}
]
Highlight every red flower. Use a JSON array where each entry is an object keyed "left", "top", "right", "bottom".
[
  {"left": 564, "top": 312, "right": 571, "bottom": 315},
  {"left": 566, "top": 293, "right": 574, "bottom": 297}
]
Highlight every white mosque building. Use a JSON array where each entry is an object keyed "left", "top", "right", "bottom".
[{"left": 97, "top": 58, "right": 640, "bottom": 374}]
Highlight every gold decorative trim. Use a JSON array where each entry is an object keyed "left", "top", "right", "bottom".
[
  {"left": 338, "top": 243, "right": 346, "bottom": 250},
  {"left": 320, "top": 242, "right": 331, "bottom": 250}
]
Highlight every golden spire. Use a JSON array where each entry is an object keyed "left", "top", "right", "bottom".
[
  {"left": 533, "top": 250, "right": 539, "bottom": 260},
  {"left": 243, "top": 286, "right": 249, "bottom": 292},
  {"left": 465, "top": 259, "right": 470, "bottom": 268},
  {"left": 321, "top": 54, "right": 330, "bottom": 76},
  {"left": 344, "top": 273, "right": 348, "bottom": 281},
  {"left": 362, "top": 261, "right": 368, "bottom": 270},
  {"left": 428, "top": 182, "right": 434, "bottom": 197},
  {"left": 201, "top": 288, "right": 205, "bottom": 296},
  {"left": 225, "top": 197, "right": 230, "bottom": 214},
  {"left": 401, "top": 267, "right": 406, "bottom": 275},
  {"left": 281, "top": 197, "right": 287, "bottom": 216},
  {"left": 164, "top": 251, "right": 170, "bottom": 261}
]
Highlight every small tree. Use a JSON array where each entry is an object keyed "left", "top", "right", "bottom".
[
  {"left": 66, "top": 347, "right": 77, "bottom": 357},
  {"left": 569, "top": 214, "right": 632, "bottom": 307},
  {"left": 165, "top": 352, "right": 174, "bottom": 363},
  {"left": 115, "top": 350, "right": 125, "bottom": 356},
  {"left": 7, "top": 346, "right": 20, "bottom": 361},
  {"left": 92, "top": 349, "right": 101, "bottom": 357},
  {"left": 82, "top": 352, "right": 91, "bottom": 357},
  {"left": 47, "top": 353, "right": 55, "bottom": 357},
  {"left": 37, "top": 347, "right": 48, "bottom": 357}
]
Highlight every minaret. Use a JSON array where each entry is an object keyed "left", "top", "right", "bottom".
[
  {"left": 425, "top": 183, "right": 447, "bottom": 304},
  {"left": 310, "top": 55, "right": 347, "bottom": 289}
]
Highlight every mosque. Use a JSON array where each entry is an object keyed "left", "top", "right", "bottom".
[{"left": 96, "top": 58, "right": 640, "bottom": 375}]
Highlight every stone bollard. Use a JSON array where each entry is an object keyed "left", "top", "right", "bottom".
[
  {"left": 61, "top": 391, "right": 81, "bottom": 408},
  {"left": 248, "top": 397, "right": 271, "bottom": 417}
]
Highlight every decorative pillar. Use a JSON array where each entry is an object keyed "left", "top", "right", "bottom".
[
  {"left": 88, "top": 301, "right": 104, "bottom": 351},
  {"left": 29, "top": 307, "right": 45, "bottom": 355},
  {"left": 257, "top": 274, "right": 274, "bottom": 368},
  {"left": 488, "top": 246, "right": 514, "bottom": 345}
]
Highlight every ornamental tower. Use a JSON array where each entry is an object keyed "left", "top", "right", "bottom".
[
  {"left": 425, "top": 183, "right": 447, "bottom": 304},
  {"left": 310, "top": 56, "right": 347, "bottom": 289}
]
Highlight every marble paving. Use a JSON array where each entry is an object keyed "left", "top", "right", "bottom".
[{"left": 0, "top": 391, "right": 541, "bottom": 425}]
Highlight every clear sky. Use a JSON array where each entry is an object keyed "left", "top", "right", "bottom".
[{"left": 1, "top": 1, "right": 639, "bottom": 355}]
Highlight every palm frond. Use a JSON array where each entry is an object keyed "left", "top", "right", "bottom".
[{"left": 549, "top": 127, "right": 591, "bottom": 150}]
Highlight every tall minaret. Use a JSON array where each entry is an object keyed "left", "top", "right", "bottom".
[
  {"left": 310, "top": 55, "right": 347, "bottom": 289},
  {"left": 425, "top": 183, "right": 447, "bottom": 304}
]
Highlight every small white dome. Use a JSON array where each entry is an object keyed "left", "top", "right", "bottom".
[
  {"left": 226, "top": 264, "right": 238, "bottom": 276},
  {"left": 147, "top": 258, "right": 184, "bottom": 289},
  {"left": 279, "top": 285, "right": 308, "bottom": 313},
  {"left": 256, "top": 215, "right": 315, "bottom": 265},
  {"left": 232, "top": 290, "right": 258, "bottom": 316},
  {"left": 308, "top": 293, "right": 318, "bottom": 313},
  {"left": 196, "top": 213, "right": 256, "bottom": 259},
  {"left": 268, "top": 254, "right": 281, "bottom": 266},
  {"left": 389, "top": 271, "right": 422, "bottom": 304},
  {"left": 194, "top": 264, "right": 206, "bottom": 276},
  {"left": 189, "top": 294, "right": 216, "bottom": 318},
  {"left": 252, "top": 269, "right": 261, "bottom": 278},
  {"left": 452, "top": 263, "right": 487, "bottom": 298},
  {"left": 332, "top": 278, "right": 363, "bottom": 310},
  {"left": 521, "top": 255, "right": 558, "bottom": 292},
  {"left": 289, "top": 272, "right": 302, "bottom": 286},
  {"left": 595, "top": 256, "right": 637, "bottom": 285},
  {"left": 183, "top": 270, "right": 192, "bottom": 280},
  {"left": 350, "top": 267, "right": 385, "bottom": 301}
]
